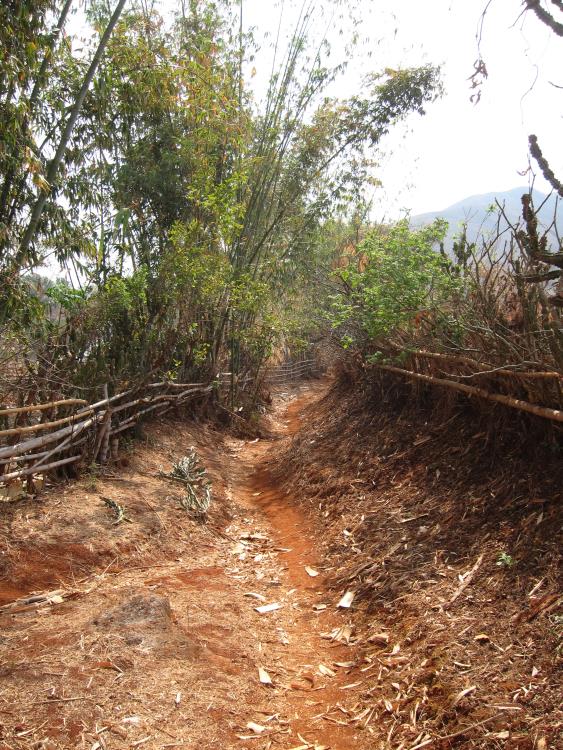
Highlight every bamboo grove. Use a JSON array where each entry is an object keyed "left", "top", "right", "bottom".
[
  {"left": 1, "top": 0, "right": 561, "bottom": 447},
  {"left": 0, "top": 0, "right": 441, "bottom": 410}
]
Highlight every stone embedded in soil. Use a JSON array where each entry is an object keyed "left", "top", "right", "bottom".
[
  {"left": 91, "top": 592, "right": 202, "bottom": 660},
  {"left": 92, "top": 593, "right": 173, "bottom": 629}
]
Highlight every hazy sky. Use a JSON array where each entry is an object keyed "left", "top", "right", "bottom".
[
  {"left": 235, "top": 0, "right": 562, "bottom": 217},
  {"left": 72, "top": 0, "right": 561, "bottom": 216}
]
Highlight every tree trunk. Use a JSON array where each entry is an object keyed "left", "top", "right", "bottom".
[{"left": 16, "top": 0, "right": 126, "bottom": 270}]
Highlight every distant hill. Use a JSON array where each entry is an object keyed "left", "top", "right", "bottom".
[{"left": 410, "top": 187, "right": 561, "bottom": 249}]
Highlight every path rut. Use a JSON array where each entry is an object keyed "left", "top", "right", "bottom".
[{"left": 226, "top": 381, "right": 368, "bottom": 748}]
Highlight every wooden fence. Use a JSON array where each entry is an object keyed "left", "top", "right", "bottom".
[
  {"left": 0, "top": 379, "right": 226, "bottom": 487},
  {"left": 262, "top": 359, "right": 320, "bottom": 384},
  {"left": 0, "top": 359, "right": 321, "bottom": 490}
]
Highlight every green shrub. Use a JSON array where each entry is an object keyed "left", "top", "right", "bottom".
[{"left": 330, "top": 219, "right": 462, "bottom": 346}]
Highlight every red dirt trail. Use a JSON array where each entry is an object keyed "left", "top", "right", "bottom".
[
  {"left": 0, "top": 380, "right": 372, "bottom": 750},
  {"left": 231, "top": 382, "right": 369, "bottom": 749}
]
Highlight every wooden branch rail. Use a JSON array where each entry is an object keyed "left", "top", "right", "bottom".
[
  {"left": 110, "top": 402, "right": 170, "bottom": 435},
  {"left": 263, "top": 359, "right": 318, "bottom": 383},
  {"left": 1, "top": 454, "right": 83, "bottom": 482},
  {"left": 0, "top": 375, "right": 229, "bottom": 484},
  {"left": 0, "top": 398, "right": 88, "bottom": 417},
  {"left": 379, "top": 365, "right": 563, "bottom": 423},
  {"left": 0, "top": 364, "right": 317, "bottom": 487},
  {"left": 0, "top": 407, "right": 95, "bottom": 438},
  {"left": 75, "top": 389, "right": 134, "bottom": 414},
  {"left": 406, "top": 350, "right": 563, "bottom": 380},
  {"left": 0, "top": 436, "right": 88, "bottom": 466},
  {"left": 0, "top": 415, "right": 99, "bottom": 461}
]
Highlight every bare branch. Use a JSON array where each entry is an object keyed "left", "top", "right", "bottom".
[
  {"left": 528, "top": 135, "right": 563, "bottom": 198},
  {"left": 524, "top": 0, "right": 563, "bottom": 35}
]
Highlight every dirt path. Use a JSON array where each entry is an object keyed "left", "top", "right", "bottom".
[
  {"left": 224, "top": 381, "right": 369, "bottom": 749},
  {"left": 0, "top": 381, "right": 371, "bottom": 750}
]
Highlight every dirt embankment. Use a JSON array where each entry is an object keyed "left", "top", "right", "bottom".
[
  {"left": 0, "top": 376, "right": 560, "bottom": 750},
  {"left": 272, "top": 374, "right": 562, "bottom": 750}
]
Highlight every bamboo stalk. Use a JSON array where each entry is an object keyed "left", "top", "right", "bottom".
[
  {"left": 97, "top": 384, "right": 111, "bottom": 464},
  {"left": 0, "top": 408, "right": 95, "bottom": 438},
  {"left": 0, "top": 398, "right": 88, "bottom": 417},
  {"left": 408, "top": 350, "right": 563, "bottom": 380},
  {"left": 0, "top": 454, "right": 82, "bottom": 482},
  {"left": 378, "top": 365, "right": 563, "bottom": 423},
  {"left": 0, "top": 415, "right": 99, "bottom": 461}
]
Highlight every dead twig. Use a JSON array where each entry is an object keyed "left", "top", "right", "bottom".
[{"left": 443, "top": 554, "right": 484, "bottom": 610}]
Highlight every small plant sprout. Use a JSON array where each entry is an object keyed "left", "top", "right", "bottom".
[{"left": 496, "top": 551, "right": 515, "bottom": 568}]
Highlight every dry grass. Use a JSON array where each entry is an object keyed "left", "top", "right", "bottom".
[{"left": 273, "top": 374, "right": 562, "bottom": 750}]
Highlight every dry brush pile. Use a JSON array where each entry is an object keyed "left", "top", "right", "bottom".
[{"left": 329, "top": 189, "right": 563, "bottom": 430}]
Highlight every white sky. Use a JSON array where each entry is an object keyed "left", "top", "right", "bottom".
[
  {"left": 71, "top": 0, "right": 562, "bottom": 217},
  {"left": 235, "top": 0, "right": 562, "bottom": 217}
]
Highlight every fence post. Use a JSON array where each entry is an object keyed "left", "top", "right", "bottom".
[{"left": 96, "top": 384, "right": 112, "bottom": 464}]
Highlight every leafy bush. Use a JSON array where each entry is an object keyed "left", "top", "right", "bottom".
[{"left": 330, "top": 219, "right": 462, "bottom": 346}]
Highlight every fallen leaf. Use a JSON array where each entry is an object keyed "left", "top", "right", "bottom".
[
  {"left": 337, "top": 591, "right": 355, "bottom": 608},
  {"left": 321, "top": 624, "right": 354, "bottom": 644},
  {"left": 341, "top": 681, "right": 362, "bottom": 690},
  {"left": 452, "top": 685, "right": 476, "bottom": 706},
  {"left": 318, "top": 664, "right": 336, "bottom": 677},
  {"left": 131, "top": 738, "right": 151, "bottom": 748},
  {"left": 367, "top": 631, "right": 389, "bottom": 645},
  {"left": 246, "top": 721, "right": 266, "bottom": 734},
  {"left": 305, "top": 566, "right": 319, "bottom": 577},
  {"left": 258, "top": 667, "right": 272, "bottom": 685},
  {"left": 383, "top": 656, "right": 408, "bottom": 666},
  {"left": 240, "top": 531, "right": 268, "bottom": 541},
  {"left": 290, "top": 680, "right": 313, "bottom": 690},
  {"left": 174, "top": 692, "right": 181, "bottom": 706},
  {"left": 94, "top": 660, "right": 121, "bottom": 672},
  {"left": 334, "top": 661, "right": 355, "bottom": 668},
  {"left": 255, "top": 602, "right": 282, "bottom": 614},
  {"left": 244, "top": 592, "right": 267, "bottom": 602}
]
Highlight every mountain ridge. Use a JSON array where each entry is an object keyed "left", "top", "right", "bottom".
[{"left": 410, "top": 186, "right": 560, "bottom": 246}]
